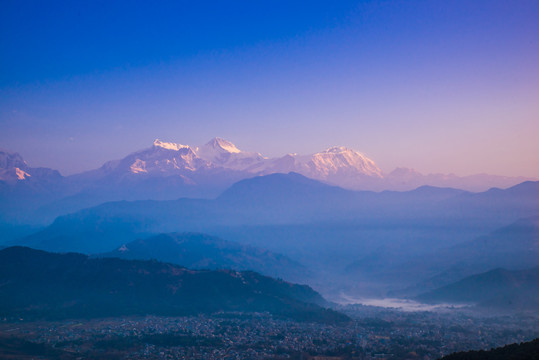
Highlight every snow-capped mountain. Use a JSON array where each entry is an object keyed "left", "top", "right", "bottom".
[
  {"left": 2, "top": 139, "right": 533, "bottom": 192},
  {"left": 304, "top": 146, "right": 382, "bottom": 178},
  {"left": 76, "top": 138, "right": 263, "bottom": 180},
  {"left": 0, "top": 150, "right": 32, "bottom": 183},
  {"left": 196, "top": 138, "right": 266, "bottom": 171},
  {"left": 83, "top": 138, "right": 384, "bottom": 188},
  {"left": 196, "top": 138, "right": 384, "bottom": 183},
  {"left": 1, "top": 139, "right": 535, "bottom": 225},
  {"left": 84, "top": 137, "right": 534, "bottom": 192},
  {"left": 246, "top": 146, "right": 383, "bottom": 188},
  {"left": 103, "top": 139, "right": 207, "bottom": 177},
  {"left": 0, "top": 149, "right": 62, "bottom": 184},
  {"left": 0, "top": 150, "right": 65, "bottom": 225}
]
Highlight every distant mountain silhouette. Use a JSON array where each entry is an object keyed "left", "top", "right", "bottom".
[
  {"left": 11, "top": 173, "right": 496, "bottom": 253},
  {"left": 0, "top": 149, "right": 62, "bottom": 185},
  {"left": 0, "top": 246, "right": 347, "bottom": 323},
  {"left": 100, "top": 232, "right": 309, "bottom": 282},
  {"left": 439, "top": 181, "right": 539, "bottom": 223},
  {"left": 215, "top": 172, "right": 364, "bottom": 224},
  {"left": 12, "top": 173, "right": 361, "bottom": 252},
  {"left": 1, "top": 140, "right": 534, "bottom": 225},
  {"left": 417, "top": 266, "right": 539, "bottom": 311},
  {"left": 0, "top": 149, "right": 67, "bottom": 224},
  {"left": 218, "top": 172, "right": 349, "bottom": 202},
  {"left": 10, "top": 175, "right": 539, "bottom": 296},
  {"left": 384, "top": 167, "right": 532, "bottom": 192},
  {"left": 395, "top": 216, "right": 539, "bottom": 292}
]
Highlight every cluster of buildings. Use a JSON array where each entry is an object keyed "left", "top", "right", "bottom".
[{"left": 1, "top": 309, "right": 537, "bottom": 359}]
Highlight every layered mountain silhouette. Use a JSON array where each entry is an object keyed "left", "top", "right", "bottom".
[
  {"left": 0, "top": 246, "right": 347, "bottom": 323},
  {"left": 10, "top": 173, "right": 539, "bottom": 298},
  {"left": 16, "top": 174, "right": 538, "bottom": 252},
  {"left": 0, "top": 150, "right": 66, "bottom": 225},
  {"left": 66, "top": 138, "right": 384, "bottom": 187},
  {"left": 0, "top": 138, "right": 533, "bottom": 224},
  {"left": 14, "top": 173, "right": 366, "bottom": 254},
  {"left": 417, "top": 266, "right": 539, "bottom": 311},
  {"left": 390, "top": 216, "right": 539, "bottom": 294},
  {"left": 100, "top": 232, "right": 309, "bottom": 282},
  {"left": 3, "top": 139, "right": 538, "bottom": 298},
  {"left": 0, "top": 149, "right": 62, "bottom": 185}
]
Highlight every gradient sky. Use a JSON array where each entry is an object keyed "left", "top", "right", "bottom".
[{"left": 1, "top": 0, "right": 538, "bottom": 177}]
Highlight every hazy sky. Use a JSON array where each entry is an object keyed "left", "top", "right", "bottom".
[{"left": 1, "top": 0, "right": 538, "bottom": 177}]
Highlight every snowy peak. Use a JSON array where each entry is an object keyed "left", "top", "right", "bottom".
[
  {"left": 0, "top": 167, "right": 31, "bottom": 183},
  {"left": 75, "top": 138, "right": 387, "bottom": 189},
  {"left": 99, "top": 138, "right": 383, "bottom": 182},
  {"left": 308, "top": 147, "right": 383, "bottom": 178},
  {"left": 15, "top": 168, "right": 31, "bottom": 180},
  {"left": 127, "top": 142, "right": 203, "bottom": 175},
  {"left": 322, "top": 146, "right": 351, "bottom": 154},
  {"left": 0, "top": 149, "right": 61, "bottom": 183},
  {"left": 153, "top": 139, "right": 190, "bottom": 151},
  {"left": 204, "top": 137, "right": 241, "bottom": 154},
  {"left": 196, "top": 138, "right": 265, "bottom": 171},
  {"left": 92, "top": 140, "right": 206, "bottom": 177},
  {"left": 3, "top": 139, "right": 530, "bottom": 193},
  {"left": 246, "top": 145, "right": 383, "bottom": 188}
]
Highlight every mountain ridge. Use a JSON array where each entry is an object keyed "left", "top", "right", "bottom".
[
  {"left": 11, "top": 174, "right": 539, "bottom": 292},
  {"left": 0, "top": 246, "right": 347, "bottom": 323},
  {"left": 2, "top": 138, "right": 533, "bottom": 192},
  {"left": 1, "top": 139, "right": 535, "bottom": 225},
  {"left": 100, "top": 232, "right": 310, "bottom": 282},
  {"left": 384, "top": 216, "right": 539, "bottom": 296},
  {"left": 416, "top": 266, "right": 539, "bottom": 311}
]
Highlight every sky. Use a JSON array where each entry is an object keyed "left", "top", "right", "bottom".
[{"left": 1, "top": 0, "right": 538, "bottom": 177}]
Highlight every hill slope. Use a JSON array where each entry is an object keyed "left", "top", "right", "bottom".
[
  {"left": 387, "top": 216, "right": 539, "bottom": 294},
  {"left": 417, "top": 267, "right": 539, "bottom": 311},
  {"left": 101, "top": 232, "right": 309, "bottom": 282},
  {"left": 20, "top": 176, "right": 539, "bottom": 254},
  {"left": 0, "top": 247, "right": 347, "bottom": 323}
]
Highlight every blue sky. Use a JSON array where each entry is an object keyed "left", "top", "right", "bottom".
[{"left": 1, "top": 0, "right": 538, "bottom": 176}]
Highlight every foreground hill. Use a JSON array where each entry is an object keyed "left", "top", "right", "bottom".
[
  {"left": 0, "top": 247, "right": 347, "bottom": 323},
  {"left": 101, "top": 232, "right": 309, "bottom": 282},
  {"left": 417, "top": 267, "right": 539, "bottom": 311},
  {"left": 440, "top": 338, "right": 539, "bottom": 360}
]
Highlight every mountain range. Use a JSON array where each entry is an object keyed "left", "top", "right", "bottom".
[
  {"left": 348, "top": 215, "right": 539, "bottom": 298},
  {"left": 398, "top": 216, "right": 539, "bottom": 291},
  {"left": 10, "top": 171, "right": 539, "bottom": 298},
  {"left": 24, "top": 138, "right": 385, "bottom": 188},
  {"left": 1, "top": 138, "right": 533, "bottom": 224},
  {"left": 417, "top": 266, "right": 539, "bottom": 311},
  {"left": 100, "top": 232, "right": 309, "bottom": 282},
  {"left": 17, "top": 174, "right": 538, "bottom": 248},
  {"left": 0, "top": 149, "right": 62, "bottom": 185},
  {"left": 0, "top": 246, "right": 347, "bottom": 323},
  {"left": 3, "top": 138, "right": 538, "bottom": 302}
]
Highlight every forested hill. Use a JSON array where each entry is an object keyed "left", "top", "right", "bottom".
[{"left": 0, "top": 246, "right": 347, "bottom": 323}]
